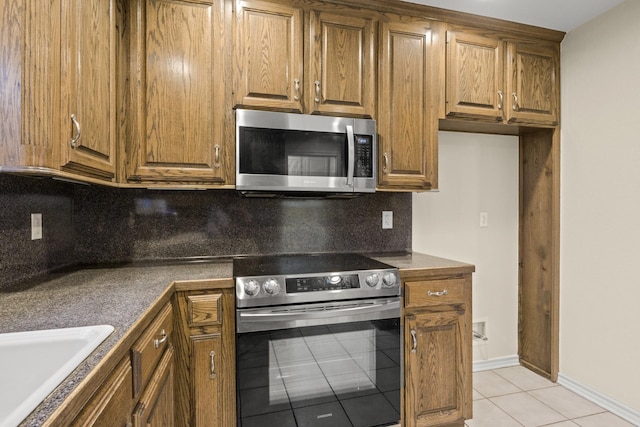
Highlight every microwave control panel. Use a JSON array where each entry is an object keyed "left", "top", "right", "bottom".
[{"left": 355, "top": 135, "right": 373, "bottom": 177}]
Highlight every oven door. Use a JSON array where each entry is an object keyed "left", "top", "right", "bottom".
[{"left": 236, "top": 298, "right": 401, "bottom": 427}]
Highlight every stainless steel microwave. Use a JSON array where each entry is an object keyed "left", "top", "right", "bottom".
[{"left": 235, "top": 109, "right": 377, "bottom": 194}]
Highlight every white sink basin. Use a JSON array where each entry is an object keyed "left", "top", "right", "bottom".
[{"left": 0, "top": 325, "right": 114, "bottom": 427}]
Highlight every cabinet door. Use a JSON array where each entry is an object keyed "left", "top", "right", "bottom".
[
  {"left": 378, "top": 20, "right": 438, "bottom": 190},
  {"left": 71, "top": 358, "right": 134, "bottom": 427},
  {"left": 234, "top": 0, "right": 303, "bottom": 111},
  {"left": 446, "top": 31, "right": 504, "bottom": 122},
  {"left": 133, "top": 346, "right": 175, "bottom": 427},
  {"left": 405, "top": 311, "right": 465, "bottom": 427},
  {"left": 506, "top": 41, "right": 558, "bottom": 126},
  {"left": 307, "top": 11, "right": 375, "bottom": 117},
  {"left": 60, "top": 0, "right": 117, "bottom": 180},
  {"left": 128, "top": 0, "right": 230, "bottom": 184},
  {"left": 191, "top": 334, "right": 222, "bottom": 426}
]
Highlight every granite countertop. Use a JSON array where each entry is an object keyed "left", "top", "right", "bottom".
[{"left": 0, "top": 252, "right": 473, "bottom": 426}]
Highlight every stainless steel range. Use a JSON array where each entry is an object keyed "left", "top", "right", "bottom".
[{"left": 234, "top": 253, "right": 401, "bottom": 427}]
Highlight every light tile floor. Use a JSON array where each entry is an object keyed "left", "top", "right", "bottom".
[{"left": 467, "top": 366, "right": 635, "bottom": 427}]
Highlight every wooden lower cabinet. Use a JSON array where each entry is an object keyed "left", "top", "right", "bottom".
[
  {"left": 133, "top": 346, "right": 175, "bottom": 427},
  {"left": 173, "top": 281, "right": 235, "bottom": 427},
  {"left": 71, "top": 358, "right": 134, "bottom": 427},
  {"left": 403, "top": 273, "right": 472, "bottom": 427}
]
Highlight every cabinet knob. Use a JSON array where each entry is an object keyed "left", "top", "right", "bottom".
[
  {"left": 70, "top": 114, "right": 81, "bottom": 148},
  {"left": 383, "top": 152, "right": 389, "bottom": 173},
  {"left": 410, "top": 329, "right": 417, "bottom": 353},
  {"left": 512, "top": 92, "right": 519, "bottom": 111},
  {"left": 497, "top": 90, "right": 503, "bottom": 110}
]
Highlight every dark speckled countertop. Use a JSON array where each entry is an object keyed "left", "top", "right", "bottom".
[{"left": 0, "top": 252, "right": 473, "bottom": 426}]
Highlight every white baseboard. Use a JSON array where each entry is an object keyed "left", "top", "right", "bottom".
[
  {"left": 557, "top": 373, "right": 640, "bottom": 426},
  {"left": 472, "top": 355, "right": 520, "bottom": 372}
]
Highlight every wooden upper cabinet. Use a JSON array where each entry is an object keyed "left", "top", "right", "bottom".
[
  {"left": 307, "top": 11, "right": 375, "bottom": 117},
  {"left": 59, "top": 0, "right": 117, "bottom": 181},
  {"left": 233, "top": 0, "right": 376, "bottom": 117},
  {"left": 377, "top": 19, "right": 439, "bottom": 190},
  {"left": 233, "top": 0, "right": 304, "bottom": 111},
  {"left": 446, "top": 29, "right": 559, "bottom": 126},
  {"left": 446, "top": 31, "right": 504, "bottom": 122},
  {"left": 506, "top": 40, "right": 558, "bottom": 126},
  {"left": 128, "top": 0, "right": 232, "bottom": 185}
]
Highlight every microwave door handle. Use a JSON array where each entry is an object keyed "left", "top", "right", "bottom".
[{"left": 346, "top": 125, "right": 355, "bottom": 187}]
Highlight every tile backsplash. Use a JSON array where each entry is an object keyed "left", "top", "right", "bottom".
[{"left": 1, "top": 175, "right": 411, "bottom": 288}]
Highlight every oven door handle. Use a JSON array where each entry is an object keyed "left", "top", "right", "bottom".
[{"left": 238, "top": 299, "right": 400, "bottom": 323}]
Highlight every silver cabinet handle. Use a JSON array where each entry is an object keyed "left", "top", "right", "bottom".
[
  {"left": 497, "top": 90, "right": 503, "bottom": 110},
  {"left": 427, "top": 290, "right": 448, "bottom": 297},
  {"left": 153, "top": 329, "right": 167, "bottom": 349},
  {"left": 209, "top": 351, "right": 217, "bottom": 379},
  {"left": 512, "top": 92, "right": 519, "bottom": 111},
  {"left": 383, "top": 152, "right": 389, "bottom": 173},
  {"left": 293, "top": 79, "right": 300, "bottom": 101},
  {"left": 214, "top": 144, "right": 221, "bottom": 168},
  {"left": 314, "top": 80, "right": 321, "bottom": 103},
  {"left": 410, "top": 329, "right": 417, "bottom": 353},
  {"left": 70, "top": 114, "right": 81, "bottom": 148}
]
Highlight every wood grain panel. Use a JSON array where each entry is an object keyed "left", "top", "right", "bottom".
[
  {"left": 234, "top": 0, "right": 303, "bottom": 111},
  {"left": 405, "top": 278, "right": 465, "bottom": 308},
  {"left": 519, "top": 128, "right": 559, "bottom": 380},
  {"left": 60, "top": 0, "right": 117, "bottom": 179},
  {"left": 446, "top": 31, "right": 504, "bottom": 121},
  {"left": 405, "top": 310, "right": 465, "bottom": 427},
  {"left": 71, "top": 358, "right": 134, "bottom": 427},
  {"left": 507, "top": 41, "right": 558, "bottom": 126},
  {"left": 308, "top": 11, "right": 375, "bottom": 116},
  {"left": 132, "top": 345, "right": 175, "bottom": 427},
  {"left": 128, "top": 0, "right": 229, "bottom": 184},
  {"left": 188, "top": 293, "right": 222, "bottom": 326},
  {"left": 378, "top": 19, "right": 438, "bottom": 190},
  {"left": 192, "top": 334, "right": 222, "bottom": 426}
]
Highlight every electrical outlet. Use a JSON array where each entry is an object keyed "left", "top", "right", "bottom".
[
  {"left": 31, "top": 213, "right": 43, "bottom": 240},
  {"left": 382, "top": 211, "right": 393, "bottom": 229}
]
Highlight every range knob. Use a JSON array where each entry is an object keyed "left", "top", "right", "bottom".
[
  {"left": 365, "top": 273, "right": 381, "bottom": 287},
  {"left": 382, "top": 272, "right": 397, "bottom": 287},
  {"left": 263, "top": 279, "right": 281, "bottom": 295},
  {"left": 243, "top": 279, "right": 260, "bottom": 296}
]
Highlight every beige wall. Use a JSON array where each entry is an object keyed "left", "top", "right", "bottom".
[
  {"left": 561, "top": 0, "right": 640, "bottom": 412},
  {"left": 412, "top": 131, "right": 519, "bottom": 361}
]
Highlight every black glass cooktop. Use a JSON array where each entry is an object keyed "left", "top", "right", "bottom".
[{"left": 233, "top": 253, "right": 394, "bottom": 277}]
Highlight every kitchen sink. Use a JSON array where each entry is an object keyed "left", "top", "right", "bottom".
[{"left": 0, "top": 325, "right": 114, "bottom": 427}]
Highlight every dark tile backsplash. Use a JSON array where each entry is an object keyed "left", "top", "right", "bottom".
[{"left": 1, "top": 174, "right": 411, "bottom": 288}]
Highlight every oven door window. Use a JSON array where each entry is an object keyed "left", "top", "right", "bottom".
[
  {"left": 237, "top": 319, "right": 400, "bottom": 427},
  {"left": 238, "top": 127, "right": 347, "bottom": 178}
]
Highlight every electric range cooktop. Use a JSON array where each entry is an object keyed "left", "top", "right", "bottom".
[{"left": 233, "top": 253, "right": 400, "bottom": 308}]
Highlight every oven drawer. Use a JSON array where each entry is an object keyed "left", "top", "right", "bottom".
[{"left": 405, "top": 278, "right": 466, "bottom": 308}]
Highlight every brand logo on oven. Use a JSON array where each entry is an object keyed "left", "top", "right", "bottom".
[{"left": 317, "top": 413, "right": 333, "bottom": 419}]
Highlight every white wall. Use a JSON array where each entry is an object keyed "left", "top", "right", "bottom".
[
  {"left": 412, "top": 131, "right": 519, "bottom": 361},
  {"left": 561, "top": 0, "right": 640, "bottom": 412}
]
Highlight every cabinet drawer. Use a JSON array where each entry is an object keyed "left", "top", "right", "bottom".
[
  {"left": 405, "top": 278, "right": 466, "bottom": 308},
  {"left": 188, "top": 293, "right": 222, "bottom": 327},
  {"left": 131, "top": 303, "right": 173, "bottom": 397}
]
